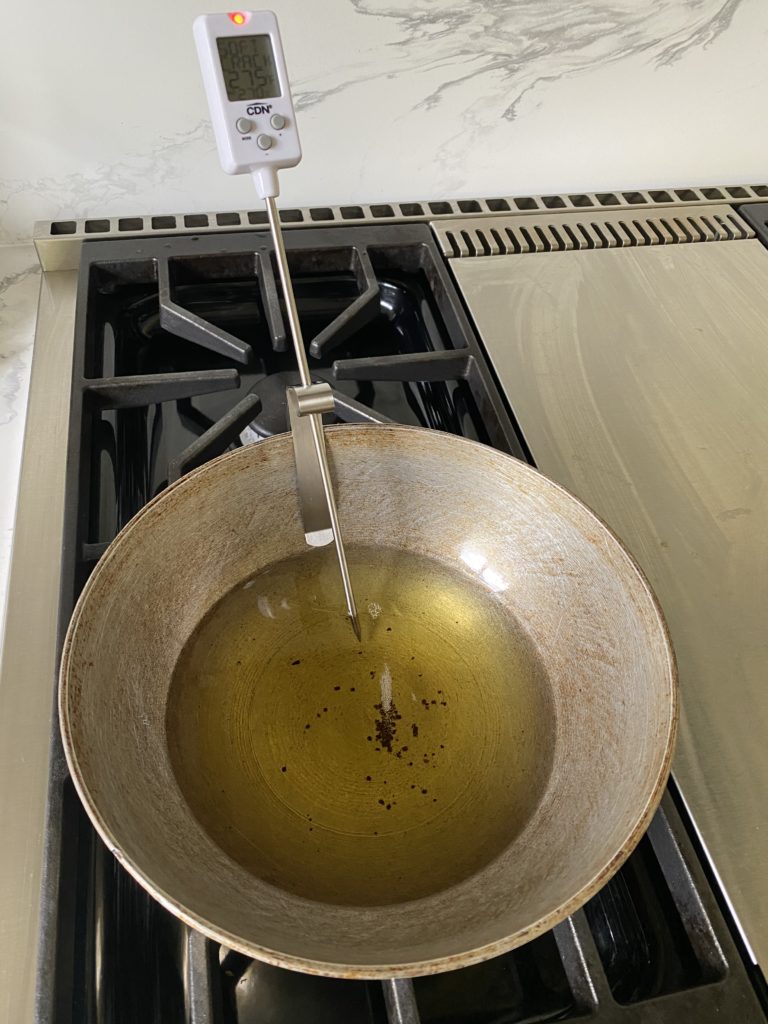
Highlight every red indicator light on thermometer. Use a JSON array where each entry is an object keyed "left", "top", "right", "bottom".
[{"left": 229, "top": 11, "right": 246, "bottom": 24}]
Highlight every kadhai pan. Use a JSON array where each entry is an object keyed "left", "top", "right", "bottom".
[{"left": 59, "top": 424, "right": 677, "bottom": 978}]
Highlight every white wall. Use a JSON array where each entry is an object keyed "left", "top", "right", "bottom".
[{"left": 1, "top": 0, "right": 767, "bottom": 243}]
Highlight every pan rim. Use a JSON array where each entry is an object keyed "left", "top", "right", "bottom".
[{"left": 59, "top": 422, "right": 678, "bottom": 978}]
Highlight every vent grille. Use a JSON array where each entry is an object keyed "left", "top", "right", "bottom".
[
  {"left": 432, "top": 206, "right": 754, "bottom": 258},
  {"left": 33, "top": 184, "right": 766, "bottom": 272},
  {"left": 35, "top": 184, "right": 768, "bottom": 239}
]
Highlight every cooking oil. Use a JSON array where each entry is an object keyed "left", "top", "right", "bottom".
[{"left": 166, "top": 546, "right": 555, "bottom": 906}]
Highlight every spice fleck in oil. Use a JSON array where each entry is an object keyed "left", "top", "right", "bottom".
[{"left": 166, "top": 546, "right": 555, "bottom": 906}]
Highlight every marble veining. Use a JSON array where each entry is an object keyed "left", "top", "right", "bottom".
[
  {"left": 0, "top": 121, "right": 216, "bottom": 245},
  {"left": 0, "top": 245, "right": 39, "bottom": 646},
  {"left": 0, "top": 262, "right": 38, "bottom": 425},
  {"left": 288, "top": 0, "right": 747, "bottom": 189},
  {"left": 1, "top": 0, "right": 765, "bottom": 242},
  {"left": 297, "top": 0, "right": 744, "bottom": 120}
]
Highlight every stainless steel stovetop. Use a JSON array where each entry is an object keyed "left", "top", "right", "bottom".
[{"left": 2, "top": 183, "right": 768, "bottom": 1023}]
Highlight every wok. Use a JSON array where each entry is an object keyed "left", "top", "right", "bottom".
[{"left": 60, "top": 424, "right": 676, "bottom": 978}]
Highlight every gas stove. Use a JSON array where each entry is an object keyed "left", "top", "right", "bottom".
[
  {"left": 4, "top": 184, "right": 768, "bottom": 1023},
  {"left": 71, "top": 224, "right": 518, "bottom": 524}
]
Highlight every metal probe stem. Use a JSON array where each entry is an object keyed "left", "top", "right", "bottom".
[{"left": 264, "top": 195, "right": 361, "bottom": 641}]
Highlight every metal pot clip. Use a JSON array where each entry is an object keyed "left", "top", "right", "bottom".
[
  {"left": 286, "top": 381, "right": 336, "bottom": 548},
  {"left": 286, "top": 381, "right": 361, "bottom": 639}
]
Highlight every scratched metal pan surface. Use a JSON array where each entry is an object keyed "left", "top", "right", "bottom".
[{"left": 59, "top": 424, "right": 677, "bottom": 979}]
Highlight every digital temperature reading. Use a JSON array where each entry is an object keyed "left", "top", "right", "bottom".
[
  {"left": 194, "top": 10, "right": 301, "bottom": 194},
  {"left": 216, "top": 34, "right": 281, "bottom": 100}
]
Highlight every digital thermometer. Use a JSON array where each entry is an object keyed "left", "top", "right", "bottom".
[
  {"left": 194, "top": 11, "right": 361, "bottom": 638},
  {"left": 193, "top": 10, "right": 301, "bottom": 197}
]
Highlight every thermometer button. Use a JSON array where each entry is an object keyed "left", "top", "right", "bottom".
[
  {"left": 270, "top": 113, "right": 286, "bottom": 130},
  {"left": 236, "top": 117, "right": 254, "bottom": 134},
  {"left": 256, "top": 133, "right": 274, "bottom": 150}
]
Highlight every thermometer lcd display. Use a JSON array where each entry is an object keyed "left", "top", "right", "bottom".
[{"left": 216, "top": 34, "right": 281, "bottom": 100}]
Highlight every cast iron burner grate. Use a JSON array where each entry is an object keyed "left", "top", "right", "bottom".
[{"left": 37, "top": 224, "right": 765, "bottom": 1023}]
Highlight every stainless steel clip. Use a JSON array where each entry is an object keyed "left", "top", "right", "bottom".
[
  {"left": 286, "top": 382, "right": 336, "bottom": 547},
  {"left": 285, "top": 380, "right": 361, "bottom": 640}
]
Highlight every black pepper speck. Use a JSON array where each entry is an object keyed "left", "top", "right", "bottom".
[{"left": 373, "top": 698, "right": 399, "bottom": 752}]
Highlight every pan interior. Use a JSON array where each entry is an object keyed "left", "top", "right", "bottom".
[{"left": 166, "top": 544, "right": 556, "bottom": 907}]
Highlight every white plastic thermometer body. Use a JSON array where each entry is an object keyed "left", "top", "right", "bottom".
[{"left": 193, "top": 10, "right": 301, "bottom": 198}]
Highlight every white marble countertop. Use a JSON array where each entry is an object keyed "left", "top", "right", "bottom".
[
  {"left": 0, "top": 245, "right": 40, "bottom": 660},
  {"left": 2, "top": 0, "right": 768, "bottom": 243}
]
